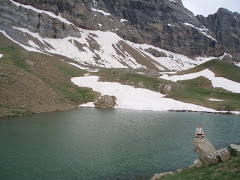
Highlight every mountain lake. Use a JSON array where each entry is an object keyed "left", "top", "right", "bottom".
[{"left": 0, "top": 108, "right": 239, "bottom": 180}]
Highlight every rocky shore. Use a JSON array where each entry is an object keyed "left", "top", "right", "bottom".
[{"left": 151, "top": 139, "right": 240, "bottom": 180}]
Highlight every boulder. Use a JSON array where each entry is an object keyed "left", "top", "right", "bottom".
[
  {"left": 94, "top": 95, "right": 116, "bottom": 108},
  {"left": 217, "top": 148, "right": 230, "bottom": 162},
  {"left": 229, "top": 144, "right": 240, "bottom": 152},
  {"left": 193, "top": 138, "right": 221, "bottom": 165},
  {"left": 163, "top": 84, "right": 172, "bottom": 94},
  {"left": 193, "top": 158, "right": 204, "bottom": 168},
  {"left": 222, "top": 55, "right": 234, "bottom": 64}
]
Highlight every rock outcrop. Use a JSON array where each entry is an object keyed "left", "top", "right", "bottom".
[
  {"left": 193, "top": 138, "right": 221, "bottom": 166},
  {"left": 0, "top": 0, "right": 239, "bottom": 62},
  {"left": 217, "top": 148, "right": 231, "bottom": 162},
  {"left": 94, "top": 95, "right": 116, "bottom": 108},
  {"left": 229, "top": 144, "right": 240, "bottom": 152},
  {"left": 2, "top": 0, "right": 240, "bottom": 60}
]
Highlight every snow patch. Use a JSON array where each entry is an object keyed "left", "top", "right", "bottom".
[
  {"left": 9, "top": 0, "right": 73, "bottom": 25},
  {"left": 71, "top": 75, "right": 216, "bottom": 112},
  {"left": 92, "top": 0, "right": 97, "bottom": 6},
  {"left": 27, "top": 40, "right": 39, "bottom": 48},
  {"left": 12, "top": 27, "right": 143, "bottom": 69},
  {"left": 183, "top": 23, "right": 217, "bottom": 42},
  {"left": 209, "top": 98, "right": 224, "bottom": 102},
  {"left": 98, "top": 23, "right": 102, "bottom": 27},
  {"left": 161, "top": 68, "right": 240, "bottom": 93},
  {"left": 0, "top": 30, "right": 42, "bottom": 53},
  {"left": 128, "top": 42, "right": 214, "bottom": 71},
  {"left": 120, "top": 19, "right": 128, "bottom": 22},
  {"left": 91, "top": 8, "right": 111, "bottom": 16},
  {"left": 235, "top": 62, "right": 240, "bottom": 67},
  {"left": 0, "top": 54, "right": 3, "bottom": 58},
  {"left": 219, "top": 52, "right": 232, "bottom": 59}
]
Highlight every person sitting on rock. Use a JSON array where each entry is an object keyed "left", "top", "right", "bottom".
[{"left": 195, "top": 124, "right": 205, "bottom": 138}]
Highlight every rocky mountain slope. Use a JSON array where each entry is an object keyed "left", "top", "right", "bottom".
[
  {"left": 0, "top": 0, "right": 240, "bottom": 118},
  {"left": 0, "top": 0, "right": 240, "bottom": 71}
]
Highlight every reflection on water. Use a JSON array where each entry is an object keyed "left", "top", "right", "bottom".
[{"left": 0, "top": 108, "right": 239, "bottom": 179}]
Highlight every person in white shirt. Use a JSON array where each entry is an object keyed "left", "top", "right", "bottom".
[{"left": 195, "top": 124, "right": 205, "bottom": 138}]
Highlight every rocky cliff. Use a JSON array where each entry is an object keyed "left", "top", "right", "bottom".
[{"left": 0, "top": 0, "right": 239, "bottom": 65}]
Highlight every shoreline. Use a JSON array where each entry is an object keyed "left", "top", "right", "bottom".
[{"left": 1, "top": 106, "right": 239, "bottom": 119}]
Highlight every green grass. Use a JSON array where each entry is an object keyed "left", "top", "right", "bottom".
[
  {"left": 159, "top": 154, "right": 240, "bottom": 180},
  {"left": 0, "top": 46, "right": 30, "bottom": 71},
  {"left": 97, "top": 68, "right": 180, "bottom": 92},
  {"left": 178, "top": 59, "right": 240, "bottom": 83}
]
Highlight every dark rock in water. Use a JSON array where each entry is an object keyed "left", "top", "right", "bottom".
[
  {"left": 193, "top": 138, "right": 221, "bottom": 165},
  {"left": 94, "top": 95, "right": 116, "bottom": 108}
]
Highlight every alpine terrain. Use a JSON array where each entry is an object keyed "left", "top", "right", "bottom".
[{"left": 0, "top": 0, "right": 240, "bottom": 117}]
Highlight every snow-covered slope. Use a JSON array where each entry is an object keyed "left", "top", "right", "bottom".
[
  {"left": 1, "top": 26, "right": 215, "bottom": 71},
  {"left": 71, "top": 75, "right": 216, "bottom": 112},
  {"left": 0, "top": 0, "right": 218, "bottom": 72}
]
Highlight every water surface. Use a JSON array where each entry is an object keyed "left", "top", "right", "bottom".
[{"left": 0, "top": 109, "right": 239, "bottom": 179}]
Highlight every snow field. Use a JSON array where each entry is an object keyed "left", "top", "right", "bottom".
[
  {"left": 160, "top": 69, "right": 240, "bottom": 93},
  {"left": 71, "top": 75, "right": 216, "bottom": 112}
]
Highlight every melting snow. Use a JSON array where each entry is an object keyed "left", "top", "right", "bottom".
[
  {"left": 91, "top": 8, "right": 111, "bottom": 16},
  {"left": 219, "top": 52, "right": 232, "bottom": 59},
  {"left": 9, "top": 0, "right": 73, "bottom": 25},
  {"left": 27, "top": 40, "right": 39, "bottom": 48},
  {"left": 120, "top": 19, "right": 128, "bottom": 22},
  {"left": 183, "top": 23, "right": 217, "bottom": 42},
  {"left": 0, "top": 30, "right": 42, "bottom": 53},
  {"left": 92, "top": 0, "right": 97, "bottom": 6},
  {"left": 0, "top": 54, "right": 3, "bottom": 58},
  {"left": 235, "top": 62, "right": 240, "bottom": 67},
  {"left": 71, "top": 75, "right": 216, "bottom": 112},
  {"left": 128, "top": 42, "right": 214, "bottom": 71},
  {"left": 161, "top": 68, "right": 240, "bottom": 93},
  {"left": 209, "top": 98, "right": 224, "bottom": 102},
  {"left": 11, "top": 27, "right": 143, "bottom": 69}
]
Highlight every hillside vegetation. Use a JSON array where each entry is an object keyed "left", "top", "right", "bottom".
[
  {"left": 0, "top": 34, "right": 99, "bottom": 118},
  {"left": 158, "top": 151, "right": 240, "bottom": 180}
]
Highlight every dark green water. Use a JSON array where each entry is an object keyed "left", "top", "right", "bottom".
[{"left": 0, "top": 109, "right": 239, "bottom": 180}]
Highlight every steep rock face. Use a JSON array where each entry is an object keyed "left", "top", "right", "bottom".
[
  {"left": 197, "top": 8, "right": 240, "bottom": 61},
  {"left": 0, "top": 0, "right": 80, "bottom": 38},
  {"left": 11, "top": 0, "right": 225, "bottom": 58}
]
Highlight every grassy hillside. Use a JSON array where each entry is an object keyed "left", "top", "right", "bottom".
[
  {"left": 177, "top": 59, "right": 240, "bottom": 83},
  {"left": 158, "top": 152, "right": 240, "bottom": 180},
  {"left": 171, "top": 60, "right": 240, "bottom": 111},
  {"left": 0, "top": 34, "right": 99, "bottom": 118}
]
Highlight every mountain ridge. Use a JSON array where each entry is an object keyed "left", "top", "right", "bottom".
[{"left": 1, "top": 0, "right": 239, "bottom": 63}]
